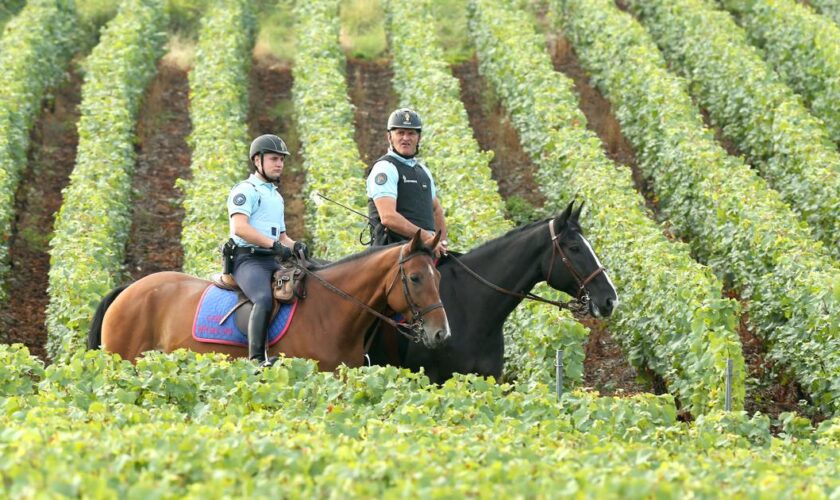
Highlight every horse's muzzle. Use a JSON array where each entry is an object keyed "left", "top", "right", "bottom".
[
  {"left": 590, "top": 295, "right": 617, "bottom": 318},
  {"left": 422, "top": 322, "right": 451, "bottom": 349}
]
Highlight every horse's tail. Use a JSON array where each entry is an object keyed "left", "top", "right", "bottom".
[{"left": 88, "top": 284, "right": 131, "bottom": 350}]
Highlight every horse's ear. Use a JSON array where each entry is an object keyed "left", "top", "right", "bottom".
[
  {"left": 408, "top": 229, "right": 423, "bottom": 253},
  {"left": 557, "top": 200, "right": 575, "bottom": 227},
  {"left": 429, "top": 230, "right": 441, "bottom": 250},
  {"left": 571, "top": 200, "right": 584, "bottom": 224}
]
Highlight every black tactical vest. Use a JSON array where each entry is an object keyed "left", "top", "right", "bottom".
[{"left": 367, "top": 154, "right": 435, "bottom": 246}]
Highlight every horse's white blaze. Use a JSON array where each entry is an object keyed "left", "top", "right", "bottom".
[
  {"left": 427, "top": 260, "right": 451, "bottom": 337},
  {"left": 580, "top": 235, "right": 618, "bottom": 302}
]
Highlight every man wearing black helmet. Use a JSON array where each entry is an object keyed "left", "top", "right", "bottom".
[
  {"left": 366, "top": 108, "right": 448, "bottom": 257},
  {"left": 227, "top": 134, "right": 309, "bottom": 366}
]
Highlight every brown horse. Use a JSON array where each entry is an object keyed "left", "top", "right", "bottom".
[{"left": 88, "top": 231, "right": 450, "bottom": 370}]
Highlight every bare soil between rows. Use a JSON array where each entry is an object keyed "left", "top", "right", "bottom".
[
  {"left": 124, "top": 60, "right": 191, "bottom": 280},
  {"left": 248, "top": 55, "right": 305, "bottom": 240},
  {"left": 0, "top": 64, "right": 83, "bottom": 362}
]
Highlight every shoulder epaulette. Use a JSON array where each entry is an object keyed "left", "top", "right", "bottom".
[{"left": 234, "top": 180, "right": 261, "bottom": 207}]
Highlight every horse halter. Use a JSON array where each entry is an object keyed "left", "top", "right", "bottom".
[
  {"left": 546, "top": 219, "right": 606, "bottom": 308},
  {"left": 384, "top": 245, "right": 444, "bottom": 342}
]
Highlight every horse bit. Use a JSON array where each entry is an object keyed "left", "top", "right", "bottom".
[
  {"left": 296, "top": 245, "right": 442, "bottom": 343},
  {"left": 449, "top": 219, "right": 605, "bottom": 313}
]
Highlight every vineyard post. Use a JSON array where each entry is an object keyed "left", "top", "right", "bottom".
[
  {"left": 725, "top": 358, "right": 733, "bottom": 411},
  {"left": 556, "top": 349, "right": 564, "bottom": 400}
]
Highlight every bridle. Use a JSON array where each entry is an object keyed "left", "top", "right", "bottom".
[
  {"left": 296, "top": 244, "right": 442, "bottom": 343},
  {"left": 383, "top": 245, "right": 444, "bottom": 339},
  {"left": 546, "top": 219, "right": 606, "bottom": 306},
  {"left": 449, "top": 219, "right": 605, "bottom": 313}
]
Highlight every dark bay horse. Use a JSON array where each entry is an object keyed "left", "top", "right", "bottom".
[
  {"left": 89, "top": 231, "right": 450, "bottom": 370},
  {"left": 367, "top": 201, "right": 618, "bottom": 382}
]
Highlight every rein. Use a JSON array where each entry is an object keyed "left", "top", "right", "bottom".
[
  {"left": 294, "top": 245, "right": 442, "bottom": 343},
  {"left": 448, "top": 255, "right": 579, "bottom": 311},
  {"left": 448, "top": 220, "right": 605, "bottom": 313}
]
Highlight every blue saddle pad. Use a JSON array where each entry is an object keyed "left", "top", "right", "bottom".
[{"left": 192, "top": 285, "right": 297, "bottom": 347}]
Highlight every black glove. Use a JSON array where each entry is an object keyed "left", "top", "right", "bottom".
[
  {"left": 293, "top": 241, "right": 310, "bottom": 259},
  {"left": 272, "top": 241, "right": 292, "bottom": 260}
]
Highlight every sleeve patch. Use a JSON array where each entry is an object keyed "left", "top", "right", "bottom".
[
  {"left": 375, "top": 173, "right": 388, "bottom": 185},
  {"left": 233, "top": 193, "right": 247, "bottom": 206}
]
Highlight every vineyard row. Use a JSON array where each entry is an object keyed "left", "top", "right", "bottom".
[{"left": 555, "top": 0, "right": 840, "bottom": 414}]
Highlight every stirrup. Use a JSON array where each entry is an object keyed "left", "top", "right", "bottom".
[
  {"left": 251, "top": 356, "right": 277, "bottom": 375},
  {"left": 261, "top": 356, "right": 280, "bottom": 368}
]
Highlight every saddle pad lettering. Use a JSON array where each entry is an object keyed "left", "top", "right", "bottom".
[{"left": 192, "top": 285, "right": 297, "bottom": 346}]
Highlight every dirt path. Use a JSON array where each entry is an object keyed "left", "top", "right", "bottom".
[
  {"left": 248, "top": 55, "right": 304, "bottom": 240},
  {"left": 546, "top": 35, "right": 656, "bottom": 211},
  {"left": 0, "top": 65, "right": 83, "bottom": 361},
  {"left": 345, "top": 58, "right": 397, "bottom": 165},
  {"left": 451, "top": 60, "right": 545, "bottom": 209},
  {"left": 124, "top": 59, "right": 191, "bottom": 280},
  {"left": 729, "top": 290, "right": 819, "bottom": 422}
]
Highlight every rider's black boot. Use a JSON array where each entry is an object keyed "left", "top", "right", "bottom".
[{"left": 247, "top": 304, "right": 271, "bottom": 364}]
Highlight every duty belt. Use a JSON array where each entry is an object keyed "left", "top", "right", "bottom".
[{"left": 234, "top": 246, "right": 275, "bottom": 256}]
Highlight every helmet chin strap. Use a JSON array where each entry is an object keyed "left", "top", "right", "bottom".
[{"left": 257, "top": 152, "right": 281, "bottom": 183}]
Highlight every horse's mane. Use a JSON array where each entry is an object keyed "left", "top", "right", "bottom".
[
  {"left": 464, "top": 215, "right": 581, "bottom": 255},
  {"left": 313, "top": 241, "right": 434, "bottom": 270},
  {"left": 310, "top": 214, "right": 580, "bottom": 269}
]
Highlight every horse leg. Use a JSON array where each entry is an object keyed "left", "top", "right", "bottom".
[
  {"left": 101, "top": 285, "right": 158, "bottom": 362},
  {"left": 99, "top": 272, "right": 206, "bottom": 361},
  {"left": 472, "top": 326, "right": 504, "bottom": 380},
  {"left": 88, "top": 284, "right": 131, "bottom": 349}
]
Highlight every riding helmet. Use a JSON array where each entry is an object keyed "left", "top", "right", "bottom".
[
  {"left": 249, "top": 134, "right": 290, "bottom": 160},
  {"left": 387, "top": 108, "right": 422, "bottom": 132}
]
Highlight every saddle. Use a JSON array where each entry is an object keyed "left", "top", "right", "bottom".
[{"left": 211, "top": 262, "right": 307, "bottom": 333}]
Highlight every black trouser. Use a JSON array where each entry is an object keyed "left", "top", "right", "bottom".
[
  {"left": 233, "top": 253, "right": 279, "bottom": 361},
  {"left": 233, "top": 253, "right": 278, "bottom": 310},
  {"left": 372, "top": 226, "right": 399, "bottom": 247}
]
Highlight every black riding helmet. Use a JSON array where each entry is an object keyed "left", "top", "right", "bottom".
[
  {"left": 386, "top": 109, "right": 422, "bottom": 158},
  {"left": 249, "top": 134, "right": 290, "bottom": 160},
  {"left": 249, "top": 134, "right": 290, "bottom": 181},
  {"left": 387, "top": 108, "right": 422, "bottom": 132}
]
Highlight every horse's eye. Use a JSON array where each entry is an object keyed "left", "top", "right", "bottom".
[
  {"left": 410, "top": 274, "right": 421, "bottom": 283},
  {"left": 569, "top": 245, "right": 581, "bottom": 253}
]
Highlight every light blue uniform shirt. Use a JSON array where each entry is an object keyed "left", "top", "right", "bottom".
[
  {"left": 366, "top": 151, "right": 437, "bottom": 200},
  {"left": 227, "top": 174, "right": 286, "bottom": 248}
]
